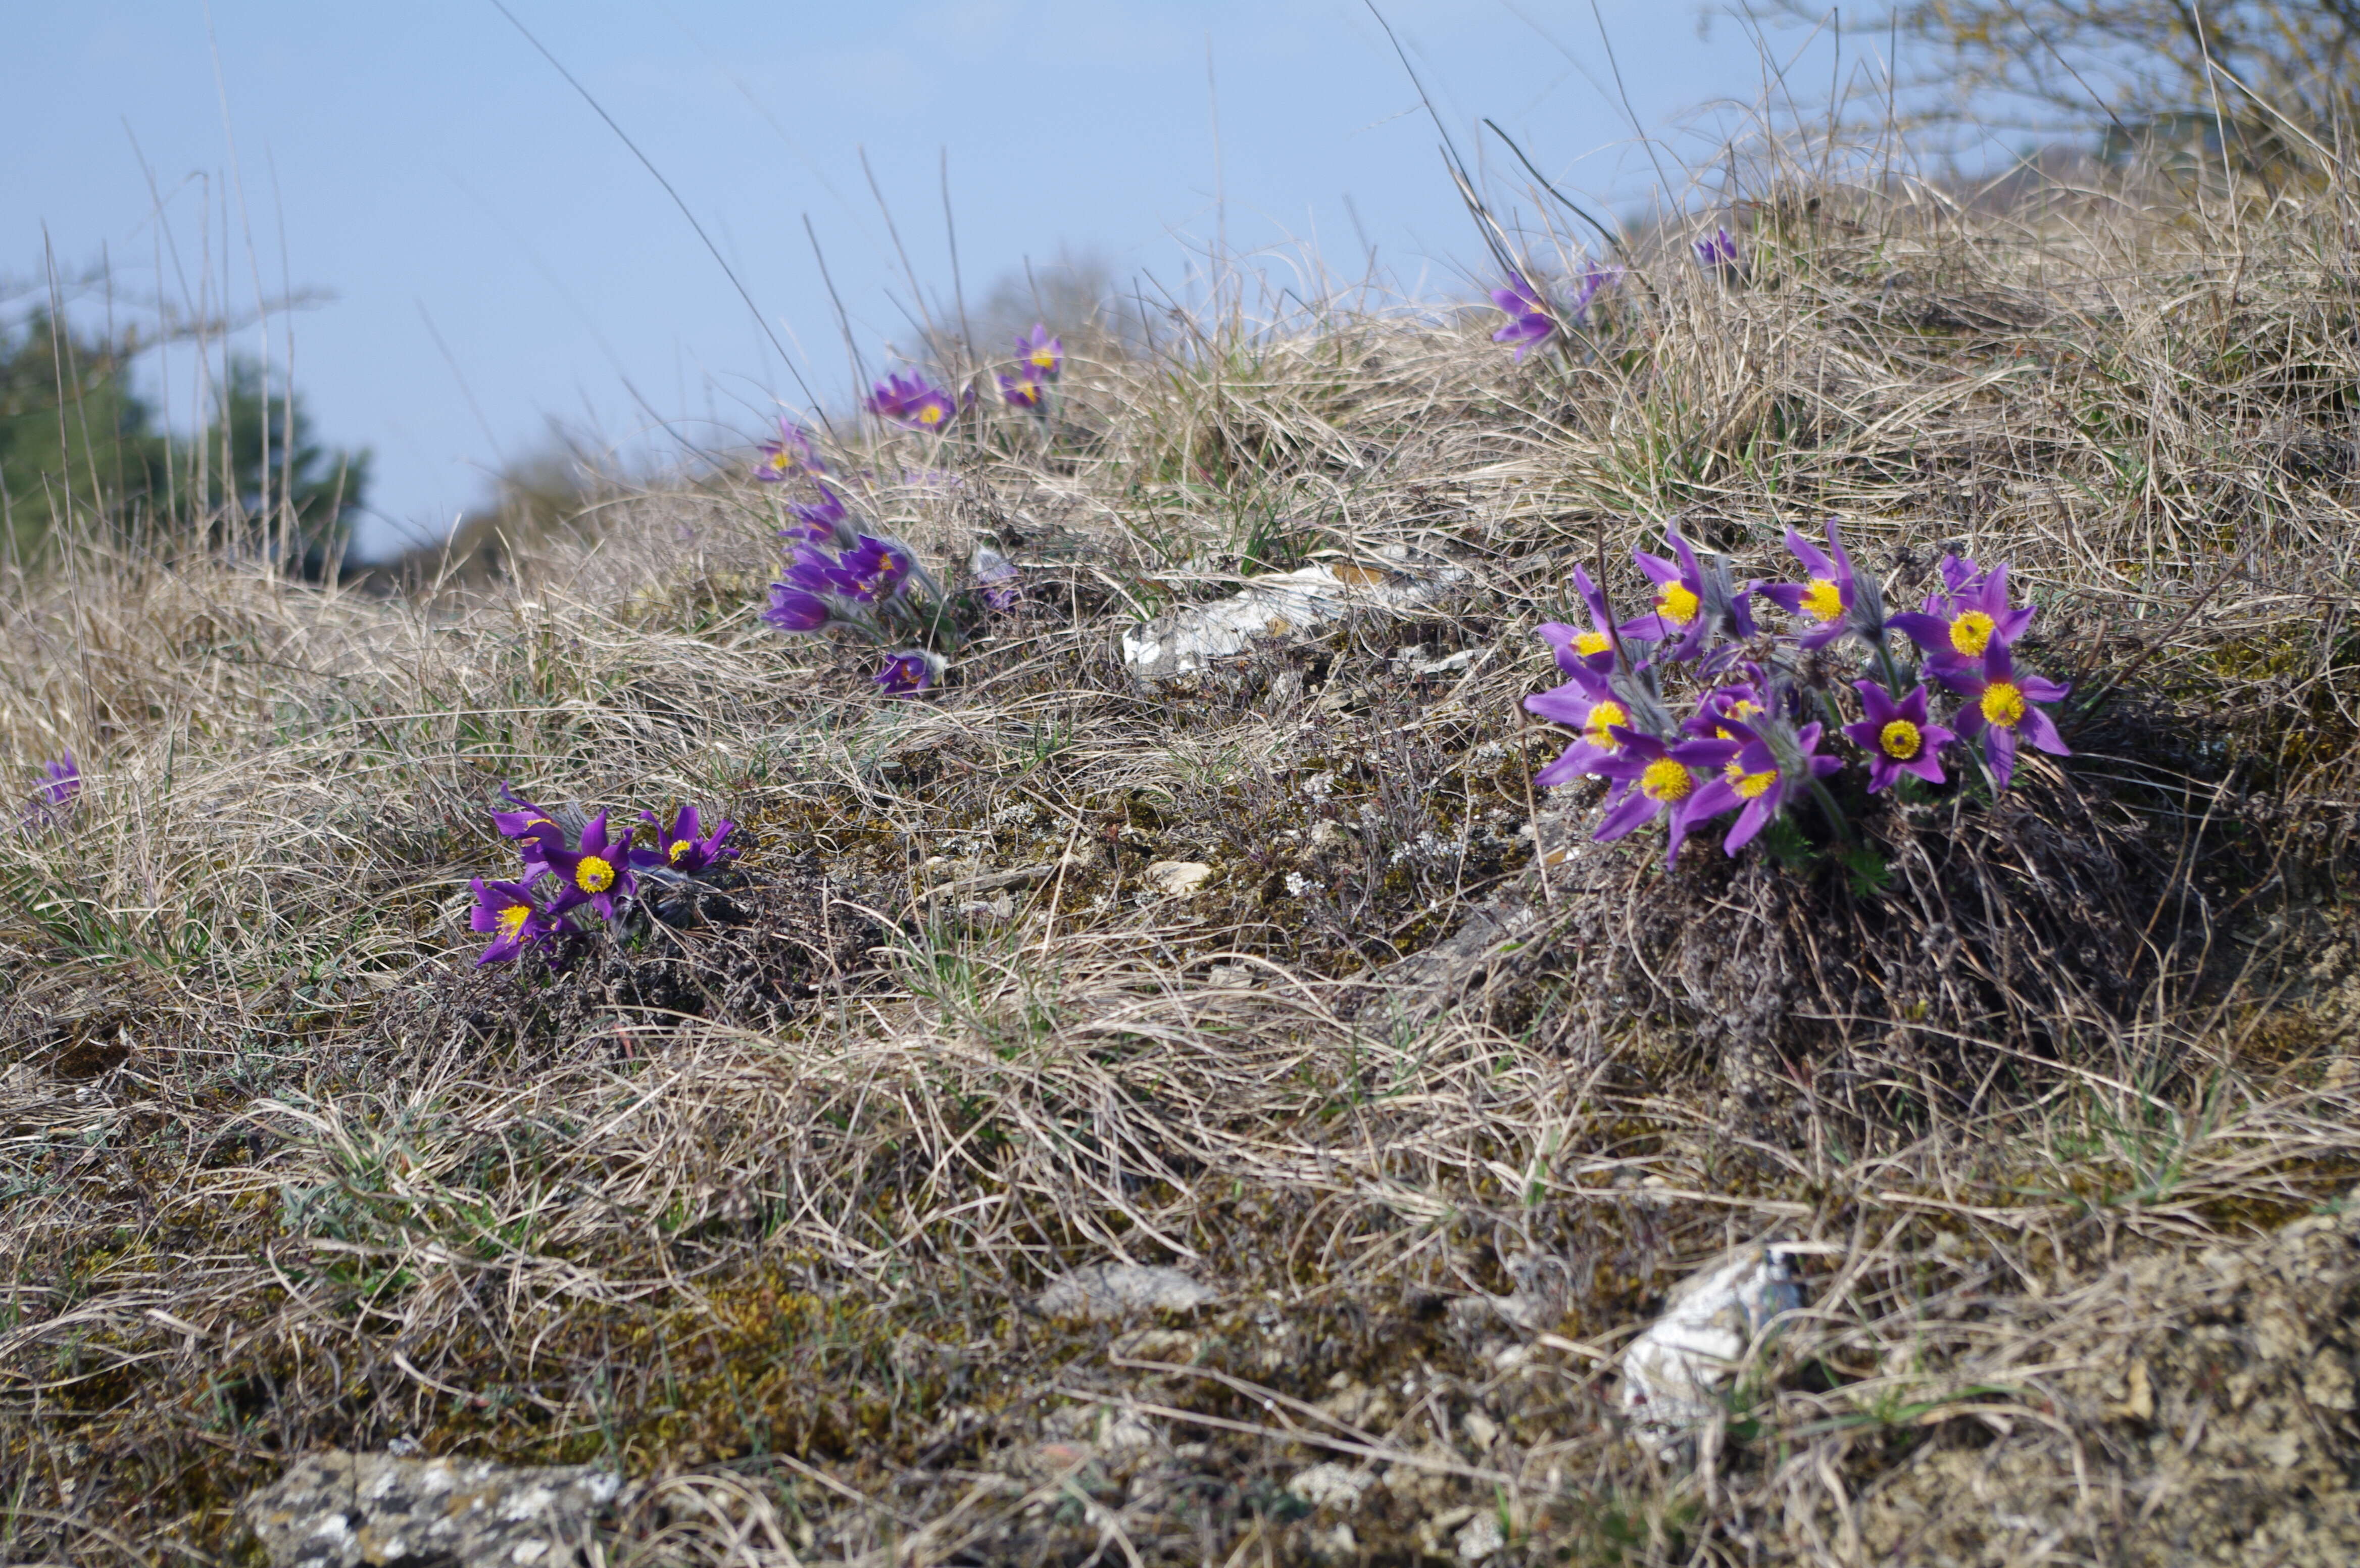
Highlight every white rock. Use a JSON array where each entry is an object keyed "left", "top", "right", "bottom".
[
  {"left": 1119, "top": 556, "right": 1465, "bottom": 679},
  {"left": 1454, "top": 1511, "right": 1505, "bottom": 1562},
  {"left": 1144, "top": 861, "right": 1214, "bottom": 897},
  {"left": 1287, "top": 1462, "right": 1375, "bottom": 1510},
  {"left": 1035, "top": 1263, "right": 1218, "bottom": 1321},
  {"left": 1619, "top": 1244, "right": 1808, "bottom": 1458}
]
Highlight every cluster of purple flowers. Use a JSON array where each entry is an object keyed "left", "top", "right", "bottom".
[
  {"left": 1526, "top": 520, "right": 2071, "bottom": 867},
  {"left": 997, "top": 323, "right": 1063, "bottom": 412},
  {"left": 468, "top": 785, "right": 736, "bottom": 966},
  {"left": 757, "top": 468, "right": 956, "bottom": 696},
  {"left": 867, "top": 371, "right": 963, "bottom": 432}
]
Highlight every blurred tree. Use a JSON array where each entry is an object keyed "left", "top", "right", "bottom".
[
  {"left": 1863, "top": 0, "right": 2359, "bottom": 156},
  {"left": 0, "top": 310, "right": 171, "bottom": 561},
  {"left": 0, "top": 305, "right": 369, "bottom": 573}
]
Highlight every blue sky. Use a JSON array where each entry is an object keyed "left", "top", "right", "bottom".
[{"left": 5, "top": 2, "right": 1849, "bottom": 556}]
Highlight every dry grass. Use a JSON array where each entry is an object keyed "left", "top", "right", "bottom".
[{"left": 8, "top": 141, "right": 2360, "bottom": 1566}]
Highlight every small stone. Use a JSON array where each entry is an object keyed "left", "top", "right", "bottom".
[
  {"left": 1619, "top": 1244, "right": 1809, "bottom": 1459},
  {"left": 239, "top": 1451, "right": 624, "bottom": 1568},
  {"left": 1287, "top": 1463, "right": 1375, "bottom": 1511},
  {"left": 1455, "top": 1511, "right": 1505, "bottom": 1562},
  {"left": 1034, "top": 1263, "right": 1218, "bottom": 1321},
  {"left": 1145, "top": 861, "right": 1214, "bottom": 897},
  {"left": 1461, "top": 1409, "right": 1501, "bottom": 1450}
]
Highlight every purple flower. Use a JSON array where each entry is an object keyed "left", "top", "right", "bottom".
[
  {"left": 631, "top": 805, "right": 735, "bottom": 874},
  {"left": 867, "top": 371, "right": 959, "bottom": 431},
  {"left": 1888, "top": 562, "right": 2036, "bottom": 667},
  {"left": 1699, "top": 721, "right": 1843, "bottom": 854},
  {"left": 36, "top": 753, "right": 79, "bottom": 810},
  {"left": 470, "top": 877, "right": 559, "bottom": 965},
  {"left": 1936, "top": 552, "right": 1987, "bottom": 600},
  {"left": 1526, "top": 664, "right": 1642, "bottom": 787},
  {"left": 834, "top": 534, "right": 917, "bottom": 603},
  {"left": 999, "top": 371, "right": 1046, "bottom": 411},
  {"left": 763, "top": 582, "right": 833, "bottom": 632},
  {"left": 875, "top": 649, "right": 946, "bottom": 696},
  {"left": 1017, "top": 323, "right": 1063, "bottom": 380},
  {"left": 780, "top": 481, "right": 851, "bottom": 546},
  {"left": 1592, "top": 730, "right": 1742, "bottom": 867},
  {"left": 755, "top": 418, "right": 824, "bottom": 483},
  {"left": 1694, "top": 227, "right": 1741, "bottom": 270},
  {"left": 784, "top": 542, "right": 858, "bottom": 598},
  {"left": 490, "top": 783, "right": 570, "bottom": 879},
  {"left": 540, "top": 812, "right": 637, "bottom": 922},
  {"left": 1759, "top": 520, "right": 1863, "bottom": 649},
  {"left": 1567, "top": 260, "right": 1621, "bottom": 322},
  {"left": 1535, "top": 565, "right": 1620, "bottom": 677},
  {"left": 1843, "top": 681, "right": 1955, "bottom": 792},
  {"left": 1680, "top": 680, "right": 1769, "bottom": 741},
  {"left": 972, "top": 545, "right": 1021, "bottom": 611},
  {"left": 1618, "top": 532, "right": 1756, "bottom": 660},
  {"left": 1933, "top": 640, "right": 2071, "bottom": 789},
  {"left": 1489, "top": 274, "right": 1557, "bottom": 360}
]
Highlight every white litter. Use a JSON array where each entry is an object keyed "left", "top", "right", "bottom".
[
  {"left": 1619, "top": 1243, "right": 1808, "bottom": 1457},
  {"left": 1119, "top": 554, "right": 1464, "bottom": 680},
  {"left": 1287, "top": 1463, "right": 1375, "bottom": 1511},
  {"left": 1144, "top": 861, "right": 1214, "bottom": 897}
]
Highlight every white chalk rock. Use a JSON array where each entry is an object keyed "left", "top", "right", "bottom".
[
  {"left": 1119, "top": 555, "right": 1464, "bottom": 680},
  {"left": 1618, "top": 1243, "right": 1807, "bottom": 1457}
]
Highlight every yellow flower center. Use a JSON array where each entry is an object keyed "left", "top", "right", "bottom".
[
  {"left": 576, "top": 855, "right": 615, "bottom": 894},
  {"left": 1030, "top": 349, "right": 1057, "bottom": 371},
  {"left": 917, "top": 404, "right": 944, "bottom": 425},
  {"left": 1980, "top": 681, "right": 2026, "bottom": 728},
  {"left": 768, "top": 450, "right": 794, "bottom": 471},
  {"left": 1950, "top": 610, "right": 1997, "bottom": 656},
  {"left": 1575, "top": 629, "right": 1611, "bottom": 657},
  {"left": 1656, "top": 581, "right": 1701, "bottom": 626},
  {"left": 1723, "top": 760, "right": 1778, "bottom": 799},
  {"left": 1801, "top": 577, "right": 1845, "bottom": 622},
  {"left": 669, "top": 839, "right": 692, "bottom": 863},
  {"left": 498, "top": 903, "right": 530, "bottom": 940},
  {"left": 1880, "top": 719, "right": 1923, "bottom": 759},
  {"left": 1641, "top": 757, "right": 1693, "bottom": 803},
  {"left": 1582, "top": 700, "right": 1630, "bottom": 751}
]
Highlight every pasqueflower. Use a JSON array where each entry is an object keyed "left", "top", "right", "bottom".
[
  {"left": 1694, "top": 227, "right": 1741, "bottom": 270},
  {"left": 762, "top": 582, "right": 833, "bottom": 632},
  {"left": 1889, "top": 562, "right": 2035, "bottom": 667},
  {"left": 875, "top": 649, "right": 946, "bottom": 696},
  {"left": 835, "top": 534, "right": 917, "bottom": 602},
  {"left": 1490, "top": 274, "right": 1557, "bottom": 359},
  {"left": 36, "top": 754, "right": 78, "bottom": 809},
  {"left": 540, "top": 812, "right": 636, "bottom": 921},
  {"left": 1842, "top": 681, "right": 1954, "bottom": 791},
  {"left": 490, "top": 783, "right": 571, "bottom": 879},
  {"left": 867, "top": 371, "right": 958, "bottom": 431},
  {"left": 1593, "top": 731, "right": 1741, "bottom": 866},
  {"left": 1567, "top": 260, "right": 1621, "bottom": 321},
  {"left": 632, "top": 805, "right": 734, "bottom": 874},
  {"left": 1528, "top": 664, "right": 1640, "bottom": 786},
  {"left": 1682, "top": 680, "right": 1768, "bottom": 740},
  {"left": 972, "top": 545, "right": 1021, "bottom": 610},
  {"left": 1619, "top": 532, "right": 1755, "bottom": 661},
  {"left": 755, "top": 418, "right": 824, "bottom": 483},
  {"left": 780, "top": 481, "right": 851, "bottom": 546},
  {"left": 1760, "top": 519, "right": 1870, "bottom": 650},
  {"left": 470, "top": 877, "right": 559, "bottom": 965},
  {"left": 1017, "top": 323, "right": 1063, "bottom": 380},
  {"left": 1934, "top": 640, "right": 2070, "bottom": 788},
  {"left": 1694, "top": 721, "right": 1843, "bottom": 853},
  {"left": 999, "top": 371, "right": 1046, "bottom": 410},
  {"left": 1536, "top": 565, "right": 1621, "bottom": 676}
]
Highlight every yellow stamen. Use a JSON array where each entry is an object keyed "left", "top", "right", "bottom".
[
  {"left": 1950, "top": 610, "right": 1997, "bottom": 656},
  {"left": 1801, "top": 577, "right": 1845, "bottom": 622},
  {"left": 917, "top": 404, "right": 944, "bottom": 425},
  {"left": 1641, "top": 757, "right": 1693, "bottom": 802},
  {"left": 1030, "top": 350, "right": 1057, "bottom": 371},
  {"left": 497, "top": 903, "right": 530, "bottom": 940},
  {"left": 1980, "top": 681, "right": 2026, "bottom": 727},
  {"left": 1656, "top": 581, "right": 1701, "bottom": 626},
  {"left": 768, "top": 450, "right": 793, "bottom": 470},
  {"left": 669, "top": 839, "right": 692, "bottom": 863},
  {"left": 1582, "top": 700, "right": 1630, "bottom": 751},
  {"left": 1574, "top": 629, "right": 1611, "bottom": 658},
  {"left": 576, "top": 855, "right": 615, "bottom": 894},
  {"left": 1724, "top": 758, "right": 1778, "bottom": 798},
  {"left": 1880, "top": 719, "right": 1923, "bottom": 759}
]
